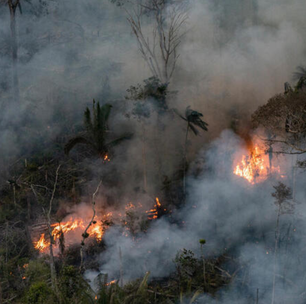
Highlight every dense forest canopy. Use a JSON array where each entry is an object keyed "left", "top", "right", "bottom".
[{"left": 1, "top": 0, "right": 306, "bottom": 303}]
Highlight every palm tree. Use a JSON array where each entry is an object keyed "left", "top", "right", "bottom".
[
  {"left": 175, "top": 106, "right": 208, "bottom": 194},
  {"left": 293, "top": 65, "right": 306, "bottom": 80},
  {"left": 65, "top": 100, "right": 132, "bottom": 159}
]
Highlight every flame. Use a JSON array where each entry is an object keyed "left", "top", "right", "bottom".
[
  {"left": 34, "top": 233, "right": 49, "bottom": 251},
  {"left": 106, "top": 280, "right": 117, "bottom": 286},
  {"left": 146, "top": 197, "right": 164, "bottom": 220},
  {"left": 34, "top": 216, "right": 109, "bottom": 253},
  {"left": 103, "top": 154, "right": 110, "bottom": 162},
  {"left": 33, "top": 199, "right": 167, "bottom": 253},
  {"left": 234, "top": 144, "right": 280, "bottom": 184},
  {"left": 89, "top": 224, "right": 104, "bottom": 241}
]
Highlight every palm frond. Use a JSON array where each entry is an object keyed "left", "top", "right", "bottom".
[
  {"left": 105, "top": 133, "right": 133, "bottom": 148},
  {"left": 185, "top": 106, "right": 203, "bottom": 120},
  {"left": 64, "top": 136, "right": 94, "bottom": 155},
  {"left": 293, "top": 65, "right": 306, "bottom": 81},
  {"left": 188, "top": 123, "right": 199, "bottom": 136},
  {"left": 185, "top": 106, "right": 208, "bottom": 132},
  {"left": 193, "top": 118, "right": 208, "bottom": 131},
  {"left": 101, "top": 104, "right": 113, "bottom": 125},
  {"left": 295, "top": 76, "right": 306, "bottom": 91},
  {"left": 84, "top": 107, "right": 93, "bottom": 133}
]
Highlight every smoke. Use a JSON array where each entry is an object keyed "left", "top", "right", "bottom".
[
  {"left": 1, "top": 0, "right": 306, "bottom": 301},
  {"left": 84, "top": 129, "right": 306, "bottom": 304}
]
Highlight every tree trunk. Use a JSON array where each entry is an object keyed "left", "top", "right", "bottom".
[
  {"left": 142, "top": 123, "right": 147, "bottom": 192},
  {"left": 271, "top": 207, "right": 281, "bottom": 304},
  {"left": 119, "top": 246, "right": 123, "bottom": 288},
  {"left": 8, "top": 0, "right": 20, "bottom": 103},
  {"left": 80, "top": 181, "right": 102, "bottom": 272},
  {"left": 183, "top": 124, "right": 189, "bottom": 195}
]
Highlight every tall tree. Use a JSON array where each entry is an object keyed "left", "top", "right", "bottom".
[
  {"left": 126, "top": 0, "right": 188, "bottom": 84},
  {"left": 175, "top": 106, "right": 208, "bottom": 194},
  {"left": 1, "top": 0, "right": 21, "bottom": 102}
]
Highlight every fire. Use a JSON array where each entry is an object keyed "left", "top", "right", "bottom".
[
  {"left": 106, "top": 280, "right": 117, "bottom": 286},
  {"left": 34, "top": 217, "right": 108, "bottom": 253},
  {"left": 103, "top": 154, "right": 110, "bottom": 162},
  {"left": 234, "top": 144, "right": 280, "bottom": 184},
  {"left": 33, "top": 198, "right": 167, "bottom": 253},
  {"left": 146, "top": 197, "right": 165, "bottom": 220},
  {"left": 34, "top": 233, "right": 49, "bottom": 251}
]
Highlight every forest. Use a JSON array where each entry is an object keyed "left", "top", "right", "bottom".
[{"left": 1, "top": 0, "right": 306, "bottom": 303}]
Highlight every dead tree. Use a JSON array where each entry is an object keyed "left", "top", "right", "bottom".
[
  {"left": 271, "top": 183, "right": 293, "bottom": 304},
  {"left": 79, "top": 180, "right": 102, "bottom": 272},
  {"left": 127, "top": 0, "right": 188, "bottom": 83},
  {"left": 1, "top": 0, "right": 21, "bottom": 102},
  {"left": 45, "top": 164, "right": 61, "bottom": 297}
]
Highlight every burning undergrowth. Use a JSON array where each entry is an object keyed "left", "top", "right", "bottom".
[
  {"left": 28, "top": 130, "right": 305, "bottom": 303},
  {"left": 32, "top": 197, "right": 167, "bottom": 255},
  {"left": 80, "top": 130, "right": 306, "bottom": 303}
]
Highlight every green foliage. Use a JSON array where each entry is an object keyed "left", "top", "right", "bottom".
[
  {"left": 95, "top": 272, "right": 151, "bottom": 304},
  {"left": 175, "top": 249, "right": 198, "bottom": 277},
  {"left": 26, "top": 282, "right": 56, "bottom": 304},
  {"left": 199, "top": 239, "right": 206, "bottom": 245},
  {"left": 59, "top": 265, "right": 94, "bottom": 303},
  {"left": 25, "top": 260, "right": 51, "bottom": 284},
  {"left": 126, "top": 76, "right": 170, "bottom": 115}
]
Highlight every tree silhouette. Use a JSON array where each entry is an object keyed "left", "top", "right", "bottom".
[
  {"left": 175, "top": 106, "right": 208, "bottom": 194},
  {"left": 65, "top": 101, "right": 132, "bottom": 159}
]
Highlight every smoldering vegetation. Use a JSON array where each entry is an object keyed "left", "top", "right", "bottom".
[{"left": 1, "top": 0, "right": 306, "bottom": 303}]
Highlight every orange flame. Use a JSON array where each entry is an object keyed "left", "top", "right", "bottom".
[
  {"left": 103, "top": 154, "right": 110, "bottom": 162},
  {"left": 146, "top": 197, "right": 164, "bottom": 220},
  {"left": 34, "top": 216, "right": 109, "bottom": 253},
  {"left": 34, "top": 233, "right": 49, "bottom": 251},
  {"left": 106, "top": 280, "right": 117, "bottom": 286},
  {"left": 234, "top": 145, "right": 280, "bottom": 184},
  {"left": 33, "top": 198, "right": 167, "bottom": 253}
]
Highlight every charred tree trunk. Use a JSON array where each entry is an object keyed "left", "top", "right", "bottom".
[
  {"left": 119, "top": 246, "right": 123, "bottom": 288},
  {"left": 46, "top": 165, "right": 61, "bottom": 300},
  {"left": 80, "top": 180, "right": 102, "bottom": 272},
  {"left": 271, "top": 207, "right": 281, "bottom": 304},
  {"left": 142, "top": 123, "right": 147, "bottom": 192},
  {"left": 183, "top": 124, "right": 189, "bottom": 195}
]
